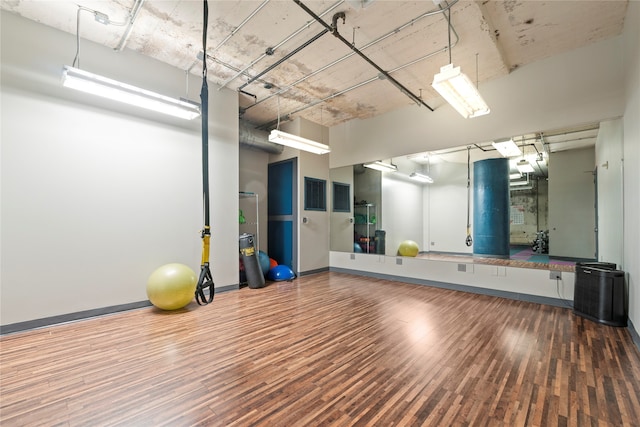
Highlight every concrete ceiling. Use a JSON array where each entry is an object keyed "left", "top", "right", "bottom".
[{"left": 1, "top": 0, "right": 628, "bottom": 131}]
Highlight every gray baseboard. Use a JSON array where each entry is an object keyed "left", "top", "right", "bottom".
[
  {"left": 298, "top": 267, "right": 329, "bottom": 277},
  {"left": 1, "top": 284, "right": 240, "bottom": 336},
  {"left": 0, "top": 300, "right": 153, "bottom": 336},
  {"left": 629, "top": 320, "right": 640, "bottom": 351},
  {"left": 329, "top": 267, "right": 574, "bottom": 308}
]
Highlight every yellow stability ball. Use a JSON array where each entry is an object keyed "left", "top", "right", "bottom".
[
  {"left": 398, "top": 240, "right": 420, "bottom": 257},
  {"left": 146, "top": 263, "right": 197, "bottom": 310}
]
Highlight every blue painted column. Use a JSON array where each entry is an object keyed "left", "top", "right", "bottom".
[{"left": 473, "top": 158, "right": 510, "bottom": 258}]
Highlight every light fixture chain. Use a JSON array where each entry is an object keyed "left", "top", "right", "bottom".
[
  {"left": 447, "top": 7, "right": 452, "bottom": 64},
  {"left": 73, "top": 7, "right": 82, "bottom": 68},
  {"left": 277, "top": 95, "right": 281, "bottom": 130},
  {"left": 476, "top": 53, "right": 479, "bottom": 88}
]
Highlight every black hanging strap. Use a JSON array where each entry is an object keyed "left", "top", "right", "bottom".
[
  {"left": 465, "top": 146, "right": 473, "bottom": 247},
  {"left": 195, "top": 0, "right": 214, "bottom": 305}
]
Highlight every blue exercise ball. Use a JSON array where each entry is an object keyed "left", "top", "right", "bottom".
[
  {"left": 267, "top": 265, "right": 296, "bottom": 281},
  {"left": 258, "top": 250, "right": 270, "bottom": 276}
]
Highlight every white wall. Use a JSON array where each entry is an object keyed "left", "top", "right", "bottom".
[
  {"left": 622, "top": 0, "right": 640, "bottom": 330},
  {"left": 427, "top": 161, "right": 473, "bottom": 254},
  {"left": 239, "top": 147, "right": 269, "bottom": 252},
  {"left": 595, "top": 119, "right": 624, "bottom": 267},
  {"left": 269, "top": 117, "right": 330, "bottom": 274},
  {"left": 298, "top": 118, "right": 330, "bottom": 273},
  {"left": 326, "top": 14, "right": 636, "bottom": 312},
  {"left": 331, "top": 252, "right": 575, "bottom": 303},
  {"left": 548, "top": 148, "right": 596, "bottom": 259},
  {"left": 382, "top": 175, "right": 423, "bottom": 255},
  {"left": 329, "top": 34, "right": 625, "bottom": 169},
  {"left": 329, "top": 166, "right": 354, "bottom": 253},
  {"left": 1, "top": 13, "right": 239, "bottom": 326}
]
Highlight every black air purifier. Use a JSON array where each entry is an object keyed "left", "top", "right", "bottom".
[{"left": 573, "top": 262, "right": 627, "bottom": 327}]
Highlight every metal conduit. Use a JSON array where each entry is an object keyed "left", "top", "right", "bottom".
[
  {"left": 187, "top": 0, "right": 271, "bottom": 73},
  {"left": 272, "top": 37, "right": 459, "bottom": 128},
  {"left": 256, "top": 16, "right": 460, "bottom": 129},
  {"left": 245, "top": 0, "right": 459, "bottom": 112},
  {"left": 210, "top": 0, "right": 270, "bottom": 55},
  {"left": 295, "top": 1, "right": 432, "bottom": 110},
  {"left": 238, "top": 28, "right": 330, "bottom": 91},
  {"left": 217, "top": 0, "right": 345, "bottom": 90},
  {"left": 115, "top": 0, "right": 146, "bottom": 52}
]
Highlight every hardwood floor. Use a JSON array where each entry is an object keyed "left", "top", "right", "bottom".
[{"left": 2, "top": 271, "right": 639, "bottom": 426}]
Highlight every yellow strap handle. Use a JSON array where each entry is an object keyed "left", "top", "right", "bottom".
[{"left": 200, "top": 226, "right": 210, "bottom": 266}]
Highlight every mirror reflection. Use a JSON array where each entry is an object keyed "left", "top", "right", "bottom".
[{"left": 330, "top": 123, "right": 601, "bottom": 269}]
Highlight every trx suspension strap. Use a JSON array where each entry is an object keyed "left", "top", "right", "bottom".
[
  {"left": 195, "top": 0, "right": 215, "bottom": 305},
  {"left": 465, "top": 146, "right": 473, "bottom": 247}
]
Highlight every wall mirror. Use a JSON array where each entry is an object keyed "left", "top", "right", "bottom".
[{"left": 330, "top": 122, "right": 601, "bottom": 268}]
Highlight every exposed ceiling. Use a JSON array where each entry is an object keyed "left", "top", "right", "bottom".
[{"left": 1, "top": 0, "right": 629, "bottom": 131}]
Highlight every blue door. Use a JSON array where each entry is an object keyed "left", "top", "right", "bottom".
[{"left": 268, "top": 158, "right": 297, "bottom": 271}]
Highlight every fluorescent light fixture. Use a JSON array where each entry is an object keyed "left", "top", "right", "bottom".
[
  {"left": 516, "top": 159, "right": 535, "bottom": 173},
  {"left": 410, "top": 172, "right": 434, "bottom": 183},
  {"left": 510, "top": 172, "right": 531, "bottom": 187},
  {"left": 363, "top": 161, "right": 397, "bottom": 172},
  {"left": 268, "top": 129, "right": 330, "bottom": 155},
  {"left": 492, "top": 139, "right": 521, "bottom": 157},
  {"left": 62, "top": 66, "right": 200, "bottom": 120},
  {"left": 432, "top": 64, "right": 490, "bottom": 118},
  {"left": 509, "top": 173, "right": 523, "bottom": 180},
  {"left": 510, "top": 184, "right": 534, "bottom": 190}
]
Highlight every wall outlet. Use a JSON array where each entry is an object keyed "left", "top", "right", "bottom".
[
  {"left": 396, "top": 258, "right": 403, "bottom": 265},
  {"left": 549, "top": 271, "right": 562, "bottom": 280}
]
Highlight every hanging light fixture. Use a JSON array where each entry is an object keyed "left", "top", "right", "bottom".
[
  {"left": 409, "top": 153, "right": 434, "bottom": 183},
  {"left": 62, "top": 66, "right": 201, "bottom": 120},
  {"left": 431, "top": 6, "right": 489, "bottom": 118},
  {"left": 61, "top": 6, "right": 200, "bottom": 120},
  {"left": 516, "top": 159, "right": 535, "bottom": 173},
  {"left": 269, "top": 96, "right": 330, "bottom": 155},
  {"left": 268, "top": 129, "right": 331, "bottom": 154},
  {"left": 410, "top": 172, "right": 433, "bottom": 183},
  {"left": 492, "top": 139, "right": 521, "bottom": 157},
  {"left": 514, "top": 137, "right": 535, "bottom": 173},
  {"left": 363, "top": 161, "right": 397, "bottom": 172}
]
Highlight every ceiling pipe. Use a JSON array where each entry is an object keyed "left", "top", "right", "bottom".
[
  {"left": 114, "top": 0, "right": 145, "bottom": 52},
  {"left": 211, "top": 0, "right": 270, "bottom": 55},
  {"left": 257, "top": 28, "right": 458, "bottom": 129},
  {"left": 188, "top": 1, "right": 271, "bottom": 73},
  {"left": 240, "top": 121, "right": 284, "bottom": 154},
  {"left": 244, "top": 0, "right": 460, "bottom": 113},
  {"left": 218, "top": 0, "right": 345, "bottom": 90},
  {"left": 237, "top": 28, "right": 330, "bottom": 91},
  {"left": 294, "top": 1, "right": 433, "bottom": 111}
]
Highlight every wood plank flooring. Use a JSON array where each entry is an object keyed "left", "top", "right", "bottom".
[{"left": 1, "top": 271, "right": 639, "bottom": 426}]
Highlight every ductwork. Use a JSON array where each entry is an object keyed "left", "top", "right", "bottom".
[{"left": 240, "top": 121, "right": 284, "bottom": 154}]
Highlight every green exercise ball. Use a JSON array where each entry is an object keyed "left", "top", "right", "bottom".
[
  {"left": 398, "top": 240, "right": 419, "bottom": 257},
  {"left": 146, "top": 263, "right": 197, "bottom": 310}
]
